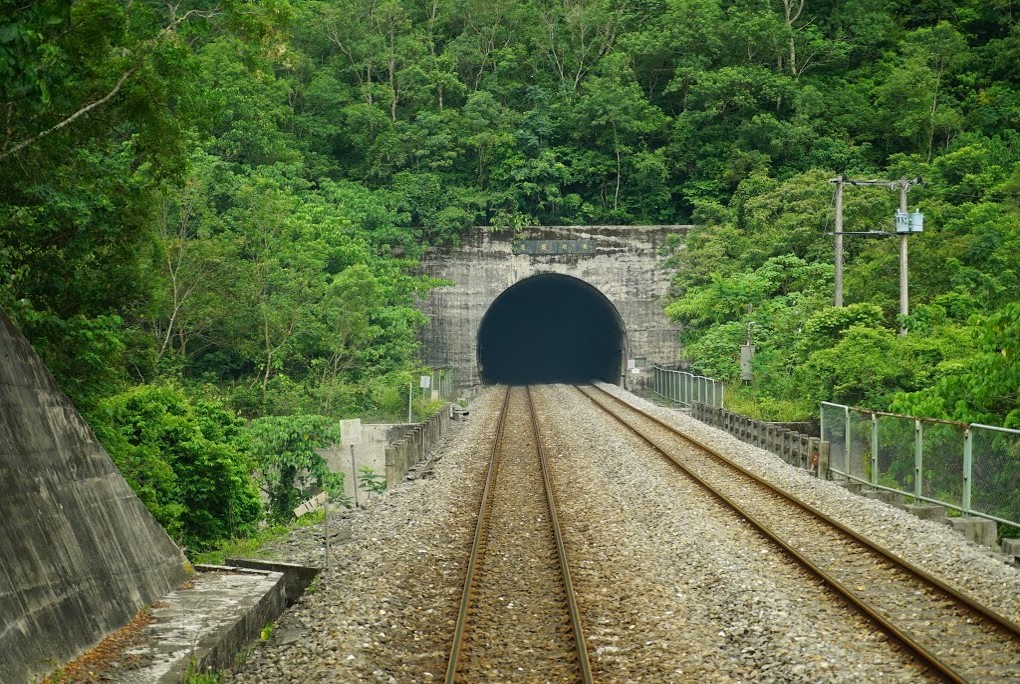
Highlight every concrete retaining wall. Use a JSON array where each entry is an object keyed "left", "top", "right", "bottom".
[
  {"left": 0, "top": 310, "right": 191, "bottom": 682},
  {"left": 691, "top": 403, "right": 829, "bottom": 476},
  {"left": 320, "top": 424, "right": 413, "bottom": 501},
  {"left": 385, "top": 406, "right": 453, "bottom": 486}
]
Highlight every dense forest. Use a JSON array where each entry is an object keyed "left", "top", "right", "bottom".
[{"left": 2, "top": 0, "right": 1019, "bottom": 548}]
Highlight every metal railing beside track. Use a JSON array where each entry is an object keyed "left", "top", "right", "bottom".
[
  {"left": 651, "top": 366, "right": 725, "bottom": 408},
  {"left": 821, "top": 401, "right": 1020, "bottom": 535}
]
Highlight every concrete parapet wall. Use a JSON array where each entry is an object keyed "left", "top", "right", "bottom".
[
  {"left": 691, "top": 403, "right": 828, "bottom": 476},
  {"left": 0, "top": 310, "right": 190, "bottom": 682},
  {"left": 183, "top": 567, "right": 287, "bottom": 679},
  {"left": 224, "top": 558, "right": 320, "bottom": 607},
  {"left": 385, "top": 406, "right": 453, "bottom": 487}
]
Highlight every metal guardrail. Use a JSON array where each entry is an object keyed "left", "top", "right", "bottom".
[
  {"left": 820, "top": 401, "right": 1020, "bottom": 533},
  {"left": 651, "top": 366, "right": 725, "bottom": 408},
  {"left": 692, "top": 403, "right": 825, "bottom": 475}
]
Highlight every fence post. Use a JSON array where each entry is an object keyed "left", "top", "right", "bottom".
[
  {"left": 819, "top": 405, "right": 826, "bottom": 449},
  {"left": 870, "top": 413, "right": 879, "bottom": 488},
  {"left": 914, "top": 419, "right": 923, "bottom": 502},
  {"left": 844, "top": 405, "right": 851, "bottom": 475},
  {"left": 963, "top": 427, "right": 973, "bottom": 516},
  {"left": 819, "top": 440, "right": 830, "bottom": 479}
]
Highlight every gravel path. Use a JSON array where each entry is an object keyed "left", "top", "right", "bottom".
[
  {"left": 577, "top": 384, "right": 1020, "bottom": 680},
  {"left": 532, "top": 384, "right": 930, "bottom": 683},
  {"left": 229, "top": 389, "right": 503, "bottom": 683},
  {"left": 226, "top": 383, "right": 1018, "bottom": 682}
]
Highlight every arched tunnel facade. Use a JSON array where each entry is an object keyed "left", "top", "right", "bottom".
[{"left": 477, "top": 274, "right": 626, "bottom": 385}]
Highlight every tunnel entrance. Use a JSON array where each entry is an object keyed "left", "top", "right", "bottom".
[{"left": 477, "top": 274, "right": 625, "bottom": 385}]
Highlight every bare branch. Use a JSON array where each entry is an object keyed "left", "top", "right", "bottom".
[
  {"left": 0, "top": 6, "right": 219, "bottom": 161},
  {"left": 0, "top": 67, "right": 135, "bottom": 161}
]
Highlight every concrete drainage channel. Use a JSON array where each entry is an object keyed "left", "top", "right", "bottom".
[{"left": 92, "top": 559, "right": 318, "bottom": 682}]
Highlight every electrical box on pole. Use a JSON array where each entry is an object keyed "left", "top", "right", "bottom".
[{"left": 895, "top": 210, "right": 924, "bottom": 234}]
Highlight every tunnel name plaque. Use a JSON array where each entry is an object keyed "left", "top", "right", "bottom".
[{"left": 512, "top": 239, "right": 597, "bottom": 255}]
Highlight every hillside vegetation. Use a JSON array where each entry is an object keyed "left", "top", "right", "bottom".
[{"left": 1, "top": 0, "right": 1018, "bottom": 546}]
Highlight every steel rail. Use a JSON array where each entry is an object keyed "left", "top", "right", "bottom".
[
  {"left": 446, "top": 386, "right": 593, "bottom": 684},
  {"left": 526, "top": 386, "right": 594, "bottom": 684},
  {"left": 445, "top": 385, "right": 511, "bottom": 684},
  {"left": 577, "top": 384, "right": 1020, "bottom": 684}
]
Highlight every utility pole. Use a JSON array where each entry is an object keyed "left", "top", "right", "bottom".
[
  {"left": 897, "top": 180, "right": 910, "bottom": 335},
  {"left": 832, "top": 177, "right": 844, "bottom": 307},
  {"left": 826, "top": 176, "right": 922, "bottom": 326}
]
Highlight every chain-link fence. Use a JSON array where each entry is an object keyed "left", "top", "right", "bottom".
[
  {"left": 821, "top": 402, "right": 1020, "bottom": 534},
  {"left": 652, "top": 366, "right": 725, "bottom": 408}
]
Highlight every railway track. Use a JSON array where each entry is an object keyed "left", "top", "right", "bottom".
[
  {"left": 577, "top": 383, "right": 1020, "bottom": 683},
  {"left": 445, "top": 386, "right": 592, "bottom": 683}
]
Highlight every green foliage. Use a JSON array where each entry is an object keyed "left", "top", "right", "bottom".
[
  {"left": 91, "top": 384, "right": 263, "bottom": 550},
  {"left": 893, "top": 303, "right": 1020, "bottom": 426},
  {"left": 3, "top": 0, "right": 1020, "bottom": 538},
  {"left": 798, "top": 326, "right": 914, "bottom": 407},
  {"left": 190, "top": 510, "right": 325, "bottom": 566},
  {"left": 246, "top": 415, "right": 343, "bottom": 522},
  {"left": 357, "top": 466, "right": 388, "bottom": 495},
  {"left": 184, "top": 659, "right": 222, "bottom": 684}
]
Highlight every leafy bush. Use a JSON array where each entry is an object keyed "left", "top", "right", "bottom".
[
  {"left": 92, "top": 384, "right": 263, "bottom": 550},
  {"left": 245, "top": 415, "right": 343, "bottom": 522}
]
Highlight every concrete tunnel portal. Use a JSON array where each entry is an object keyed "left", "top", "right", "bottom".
[{"left": 477, "top": 273, "right": 626, "bottom": 385}]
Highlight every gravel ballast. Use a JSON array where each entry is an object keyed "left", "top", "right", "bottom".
[{"left": 227, "top": 384, "right": 1018, "bottom": 682}]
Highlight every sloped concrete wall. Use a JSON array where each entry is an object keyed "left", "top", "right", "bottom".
[
  {"left": 418, "top": 225, "right": 687, "bottom": 388},
  {"left": 0, "top": 310, "right": 191, "bottom": 682}
]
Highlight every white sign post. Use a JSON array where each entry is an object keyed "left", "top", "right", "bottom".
[
  {"left": 340, "top": 418, "right": 363, "bottom": 508},
  {"left": 420, "top": 374, "right": 431, "bottom": 400},
  {"left": 323, "top": 493, "right": 329, "bottom": 574}
]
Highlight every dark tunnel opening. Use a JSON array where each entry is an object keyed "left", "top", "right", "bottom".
[{"left": 477, "top": 274, "right": 625, "bottom": 385}]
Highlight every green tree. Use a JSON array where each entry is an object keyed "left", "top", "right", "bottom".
[{"left": 246, "top": 415, "right": 343, "bottom": 521}]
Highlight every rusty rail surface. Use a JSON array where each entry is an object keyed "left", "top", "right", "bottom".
[
  {"left": 578, "top": 384, "right": 1020, "bottom": 684},
  {"left": 445, "top": 386, "right": 592, "bottom": 684}
]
